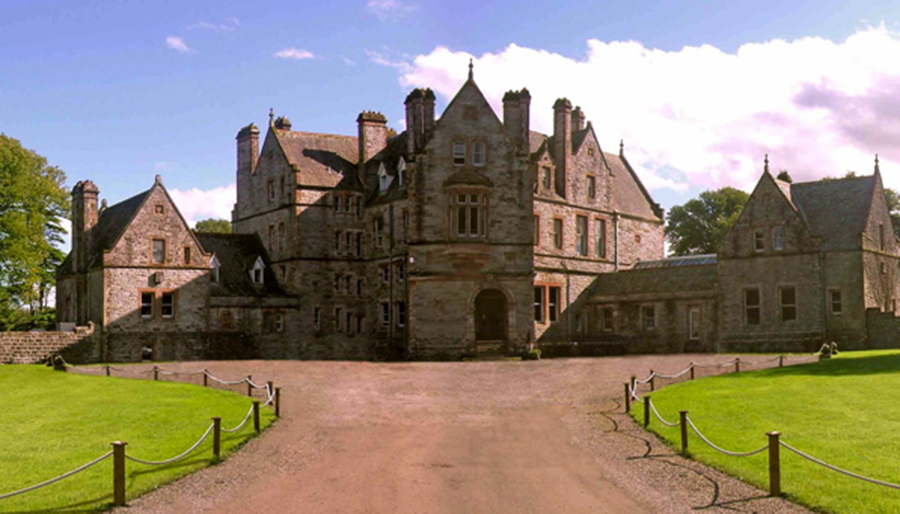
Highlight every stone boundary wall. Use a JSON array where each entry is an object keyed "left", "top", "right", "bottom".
[
  {"left": 0, "top": 323, "right": 98, "bottom": 364},
  {"left": 866, "top": 309, "right": 900, "bottom": 349}
]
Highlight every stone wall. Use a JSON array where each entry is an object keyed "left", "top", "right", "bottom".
[
  {"left": 0, "top": 323, "right": 98, "bottom": 364},
  {"left": 866, "top": 308, "right": 900, "bottom": 349}
]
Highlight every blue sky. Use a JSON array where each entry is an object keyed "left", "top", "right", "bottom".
[{"left": 3, "top": 0, "right": 900, "bottom": 244}]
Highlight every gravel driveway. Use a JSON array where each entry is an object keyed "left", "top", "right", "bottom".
[{"left": 116, "top": 355, "right": 812, "bottom": 513}]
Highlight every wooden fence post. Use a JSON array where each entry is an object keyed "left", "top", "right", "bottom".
[
  {"left": 246, "top": 376, "right": 253, "bottom": 397},
  {"left": 644, "top": 396, "right": 651, "bottom": 428},
  {"left": 106, "top": 365, "right": 111, "bottom": 377},
  {"left": 624, "top": 383, "right": 631, "bottom": 413},
  {"left": 630, "top": 375, "right": 636, "bottom": 390},
  {"left": 253, "top": 401, "right": 261, "bottom": 433},
  {"left": 111, "top": 441, "right": 127, "bottom": 507},
  {"left": 735, "top": 358, "right": 741, "bottom": 373},
  {"left": 203, "top": 369, "right": 208, "bottom": 387},
  {"left": 690, "top": 363, "right": 695, "bottom": 380},
  {"left": 275, "top": 387, "right": 281, "bottom": 418},
  {"left": 212, "top": 417, "right": 221, "bottom": 460},
  {"left": 153, "top": 365, "right": 158, "bottom": 381},
  {"left": 680, "top": 411, "right": 689, "bottom": 455},
  {"left": 267, "top": 381, "right": 274, "bottom": 397},
  {"left": 779, "top": 355, "right": 784, "bottom": 368},
  {"left": 768, "top": 431, "right": 781, "bottom": 496},
  {"left": 649, "top": 370, "right": 655, "bottom": 391}
]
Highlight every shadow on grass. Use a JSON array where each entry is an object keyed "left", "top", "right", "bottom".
[
  {"left": 3, "top": 493, "right": 112, "bottom": 514},
  {"left": 747, "top": 352, "right": 900, "bottom": 378}
]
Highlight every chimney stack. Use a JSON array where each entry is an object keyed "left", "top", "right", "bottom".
[
  {"left": 71, "top": 180, "right": 100, "bottom": 272},
  {"left": 571, "top": 106, "right": 585, "bottom": 131},
  {"left": 274, "top": 116, "right": 292, "bottom": 130},
  {"left": 405, "top": 88, "right": 435, "bottom": 156},
  {"left": 553, "top": 98, "right": 573, "bottom": 197},
  {"left": 502, "top": 88, "right": 531, "bottom": 151},
  {"left": 357, "top": 111, "right": 388, "bottom": 173},
  {"left": 235, "top": 123, "right": 260, "bottom": 219}
]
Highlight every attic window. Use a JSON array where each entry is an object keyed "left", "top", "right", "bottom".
[
  {"left": 210, "top": 255, "right": 220, "bottom": 283},
  {"left": 397, "top": 158, "right": 407, "bottom": 186},
  {"left": 154, "top": 205, "right": 164, "bottom": 215},
  {"left": 378, "top": 164, "right": 391, "bottom": 192},
  {"left": 251, "top": 256, "right": 265, "bottom": 284}
]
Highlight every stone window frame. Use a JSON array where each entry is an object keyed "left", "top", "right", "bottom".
[
  {"left": 139, "top": 290, "right": 155, "bottom": 320},
  {"left": 552, "top": 217, "right": 564, "bottom": 250},
  {"left": 575, "top": 214, "right": 589, "bottom": 257},
  {"left": 334, "top": 306, "right": 344, "bottom": 332},
  {"left": 744, "top": 287, "right": 762, "bottom": 325},
  {"left": 595, "top": 217, "right": 608, "bottom": 259},
  {"left": 448, "top": 189, "right": 489, "bottom": 240},
  {"left": 160, "top": 290, "right": 177, "bottom": 320},
  {"left": 753, "top": 228, "right": 765, "bottom": 253},
  {"left": 346, "top": 311, "right": 355, "bottom": 336},
  {"left": 356, "top": 278, "right": 364, "bottom": 297},
  {"left": 396, "top": 301, "right": 406, "bottom": 327},
  {"left": 548, "top": 286, "right": 561, "bottom": 323},
  {"left": 541, "top": 166, "right": 553, "bottom": 192},
  {"left": 379, "top": 301, "right": 390, "bottom": 329},
  {"left": 267, "top": 179, "right": 276, "bottom": 202},
  {"left": 688, "top": 307, "right": 701, "bottom": 340},
  {"left": 402, "top": 210, "right": 410, "bottom": 243},
  {"left": 601, "top": 306, "right": 614, "bottom": 333},
  {"left": 642, "top": 305, "right": 656, "bottom": 331},
  {"left": 154, "top": 204, "right": 165, "bottom": 216},
  {"left": 772, "top": 226, "right": 785, "bottom": 252},
  {"left": 334, "top": 193, "right": 343, "bottom": 213},
  {"left": 150, "top": 238, "right": 166, "bottom": 265},
  {"left": 396, "top": 263, "right": 405, "bottom": 283},
  {"left": 534, "top": 283, "right": 562, "bottom": 325},
  {"left": 182, "top": 245, "right": 191, "bottom": 265},
  {"left": 829, "top": 289, "right": 842, "bottom": 317},
  {"left": 586, "top": 174, "right": 597, "bottom": 200},
  {"left": 313, "top": 306, "right": 321, "bottom": 332},
  {"left": 380, "top": 265, "right": 390, "bottom": 284},
  {"left": 373, "top": 216, "right": 385, "bottom": 248},
  {"left": 210, "top": 255, "right": 220, "bottom": 284},
  {"left": 356, "top": 314, "right": 365, "bottom": 335},
  {"left": 250, "top": 257, "right": 265, "bottom": 285},
  {"left": 533, "top": 285, "right": 546, "bottom": 324},
  {"left": 472, "top": 140, "right": 487, "bottom": 167},
  {"left": 779, "top": 285, "right": 798, "bottom": 322},
  {"left": 533, "top": 213, "right": 540, "bottom": 247},
  {"left": 452, "top": 141, "right": 466, "bottom": 166}
]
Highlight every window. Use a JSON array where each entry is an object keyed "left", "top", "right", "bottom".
[
  {"left": 754, "top": 229, "right": 765, "bottom": 252},
  {"left": 335, "top": 231, "right": 342, "bottom": 254},
  {"left": 374, "top": 217, "right": 384, "bottom": 248},
  {"left": 345, "top": 275, "right": 352, "bottom": 293},
  {"left": 334, "top": 195, "right": 342, "bottom": 213},
  {"left": 183, "top": 246, "right": 191, "bottom": 265},
  {"left": 780, "top": 286, "right": 797, "bottom": 322},
  {"left": 689, "top": 308, "right": 700, "bottom": 340},
  {"left": 354, "top": 196, "right": 362, "bottom": 218},
  {"left": 880, "top": 224, "right": 886, "bottom": 250},
  {"left": 402, "top": 210, "right": 410, "bottom": 242},
  {"left": 355, "top": 233, "right": 362, "bottom": 257},
  {"left": 344, "top": 196, "right": 352, "bottom": 213},
  {"left": 210, "top": 256, "right": 220, "bottom": 284},
  {"left": 356, "top": 315, "right": 364, "bottom": 334},
  {"left": 553, "top": 218, "right": 563, "bottom": 249},
  {"left": 345, "top": 232, "right": 352, "bottom": 255},
  {"left": 380, "top": 302, "right": 390, "bottom": 327},
  {"left": 275, "top": 313, "right": 284, "bottom": 333},
  {"left": 830, "top": 290, "right": 842, "bottom": 316},
  {"left": 140, "top": 292, "right": 153, "bottom": 319},
  {"left": 152, "top": 239, "right": 166, "bottom": 264},
  {"left": 251, "top": 257, "right": 265, "bottom": 284},
  {"left": 161, "top": 292, "right": 175, "bottom": 319},
  {"left": 268, "top": 225, "right": 275, "bottom": 249},
  {"left": 154, "top": 205, "right": 164, "bottom": 215},
  {"left": 634, "top": 234, "right": 642, "bottom": 245},
  {"left": 596, "top": 219, "right": 607, "bottom": 259},
  {"left": 548, "top": 286, "right": 560, "bottom": 323},
  {"left": 533, "top": 287, "right": 545, "bottom": 323},
  {"left": 642, "top": 306, "right": 656, "bottom": 330},
  {"left": 601, "top": 307, "right": 614, "bottom": 332},
  {"left": 219, "top": 310, "right": 236, "bottom": 330},
  {"left": 347, "top": 311, "right": 354, "bottom": 335},
  {"left": 397, "top": 264, "right": 405, "bottom": 282},
  {"left": 452, "top": 142, "right": 466, "bottom": 166},
  {"left": 314, "top": 307, "right": 321, "bottom": 331},
  {"left": 541, "top": 167, "right": 552, "bottom": 190},
  {"left": 451, "top": 193, "right": 486, "bottom": 238},
  {"left": 576, "top": 215, "right": 588, "bottom": 256},
  {"left": 472, "top": 142, "right": 486, "bottom": 166},
  {"left": 334, "top": 274, "right": 342, "bottom": 294},
  {"left": 744, "top": 288, "right": 761, "bottom": 325},
  {"left": 587, "top": 176, "right": 596, "bottom": 199},
  {"left": 397, "top": 302, "right": 406, "bottom": 327},
  {"left": 335, "top": 307, "right": 343, "bottom": 331},
  {"left": 357, "top": 278, "right": 363, "bottom": 297},
  {"left": 773, "top": 226, "right": 784, "bottom": 251},
  {"left": 380, "top": 266, "right": 390, "bottom": 284},
  {"left": 534, "top": 215, "right": 540, "bottom": 246},
  {"left": 267, "top": 180, "right": 275, "bottom": 201}
]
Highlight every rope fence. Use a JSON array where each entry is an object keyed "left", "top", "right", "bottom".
[
  {"left": 623, "top": 345, "right": 900, "bottom": 496},
  {"left": 1, "top": 358, "right": 283, "bottom": 508}
]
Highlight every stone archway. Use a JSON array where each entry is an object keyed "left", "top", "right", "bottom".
[{"left": 475, "top": 289, "right": 508, "bottom": 355}]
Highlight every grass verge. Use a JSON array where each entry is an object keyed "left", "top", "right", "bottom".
[
  {"left": 0, "top": 365, "right": 275, "bottom": 512},
  {"left": 630, "top": 350, "right": 900, "bottom": 514}
]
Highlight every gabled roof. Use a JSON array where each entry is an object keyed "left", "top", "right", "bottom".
[
  {"left": 195, "top": 233, "right": 288, "bottom": 298},
  {"left": 790, "top": 175, "right": 876, "bottom": 251},
  {"left": 272, "top": 128, "right": 357, "bottom": 187},
  {"left": 93, "top": 189, "right": 151, "bottom": 253},
  {"left": 364, "top": 132, "right": 409, "bottom": 206}
]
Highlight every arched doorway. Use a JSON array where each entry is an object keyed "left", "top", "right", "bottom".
[{"left": 475, "top": 289, "right": 508, "bottom": 353}]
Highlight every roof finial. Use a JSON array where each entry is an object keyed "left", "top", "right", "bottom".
[
  {"left": 619, "top": 139, "right": 624, "bottom": 157},
  {"left": 268, "top": 108, "right": 274, "bottom": 125},
  {"left": 875, "top": 153, "right": 880, "bottom": 174},
  {"left": 764, "top": 154, "right": 769, "bottom": 174},
  {"left": 468, "top": 58, "right": 473, "bottom": 81}
]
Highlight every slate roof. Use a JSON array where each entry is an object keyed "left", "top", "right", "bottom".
[
  {"left": 195, "top": 233, "right": 289, "bottom": 297},
  {"left": 273, "top": 129, "right": 358, "bottom": 187},
  {"left": 790, "top": 175, "right": 875, "bottom": 251},
  {"left": 365, "top": 132, "right": 409, "bottom": 205},
  {"left": 92, "top": 189, "right": 151, "bottom": 254},
  {"left": 632, "top": 254, "right": 718, "bottom": 270}
]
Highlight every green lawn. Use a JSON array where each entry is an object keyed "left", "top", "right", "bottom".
[
  {"left": 0, "top": 365, "right": 275, "bottom": 512},
  {"left": 632, "top": 350, "right": 900, "bottom": 514}
]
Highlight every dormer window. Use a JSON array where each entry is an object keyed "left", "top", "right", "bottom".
[
  {"left": 397, "top": 158, "right": 406, "bottom": 186},
  {"left": 541, "top": 167, "right": 552, "bottom": 191},
  {"left": 472, "top": 142, "right": 486, "bottom": 166},
  {"left": 378, "top": 164, "right": 391, "bottom": 192},
  {"left": 251, "top": 256, "right": 265, "bottom": 284},
  {"left": 452, "top": 142, "right": 466, "bottom": 166},
  {"left": 210, "top": 255, "right": 220, "bottom": 283}
]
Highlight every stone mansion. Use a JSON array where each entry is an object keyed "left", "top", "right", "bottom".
[{"left": 56, "top": 69, "right": 900, "bottom": 361}]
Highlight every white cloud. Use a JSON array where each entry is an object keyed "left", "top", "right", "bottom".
[
  {"left": 188, "top": 17, "right": 240, "bottom": 31},
  {"left": 168, "top": 184, "right": 236, "bottom": 227},
  {"left": 341, "top": 55, "right": 357, "bottom": 66},
  {"left": 166, "top": 36, "right": 193, "bottom": 54},
  {"left": 366, "top": 0, "right": 416, "bottom": 21},
  {"left": 388, "top": 26, "right": 900, "bottom": 195},
  {"left": 274, "top": 48, "right": 316, "bottom": 60}
]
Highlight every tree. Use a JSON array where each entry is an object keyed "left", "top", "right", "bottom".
[
  {"left": 665, "top": 187, "right": 750, "bottom": 256},
  {"left": 194, "top": 218, "right": 231, "bottom": 234},
  {"left": 0, "top": 134, "right": 69, "bottom": 330},
  {"left": 776, "top": 170, "right": 793, "bottom": 183},
  {"left": 885, "top": 188, "right": 900, "bottom": 238}
]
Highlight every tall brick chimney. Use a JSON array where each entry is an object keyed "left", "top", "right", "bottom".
[
  {"left": 357, "top": 111, "right": 388, "bottom": 172},
  {"left": 553, "top": 98, "right": 573, "bottom": 197},
  {"left": 235, "top": 123, "right": 260, "bottom": 219},
  {"left": 71, "top": 180, "right": 99, "bottom": 272},
  {"left": 405, "top": 88, "right": 435, "bottom": 156},
  {"left": 502, "top": 88, "right": 531, "bottom": 151},
  {"left": 571, "top": 106, "right": 585, "bottom": 131}
]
